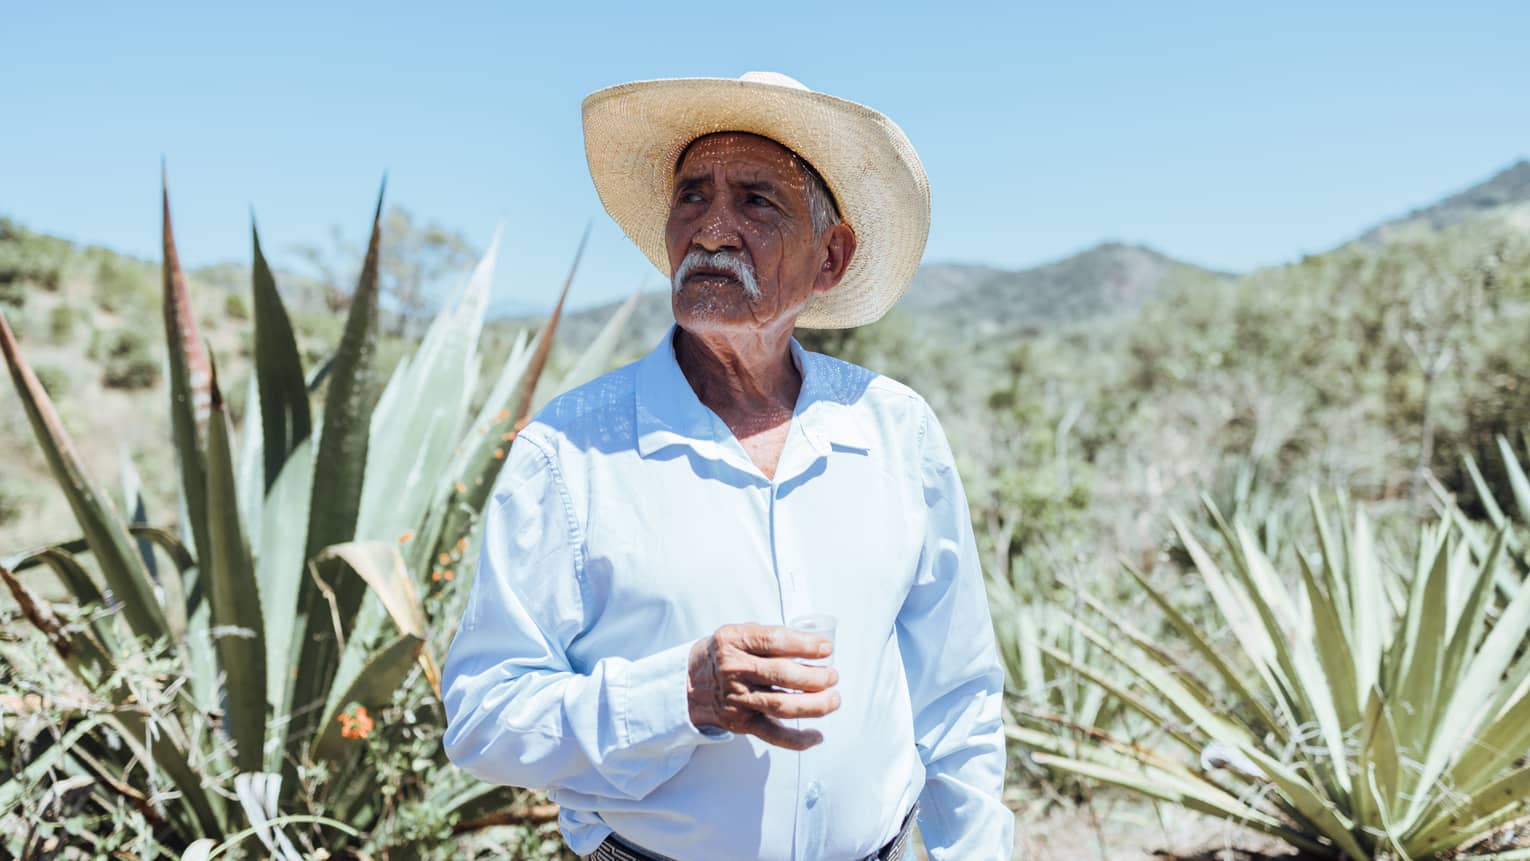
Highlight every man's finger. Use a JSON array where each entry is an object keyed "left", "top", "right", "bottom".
[
  {"left": 734, "top": 624, "right": 832, "bottom": 659},
  {"left": 738, "top": 658, "right": 838, "bottom": 692},
  {"left": 742, "top": 713, "right": 823, "bottom": 751},
  {"left": 737, "top": 688, "right": 841, "bottom": 719}
]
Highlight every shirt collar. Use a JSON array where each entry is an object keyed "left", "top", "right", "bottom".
[{"left": 635, "top": 324, "right": 870, "bottom": 463}]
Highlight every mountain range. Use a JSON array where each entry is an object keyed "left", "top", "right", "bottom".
[{"left": 539, "top": 157, "right": 1530, "bottom": 352}]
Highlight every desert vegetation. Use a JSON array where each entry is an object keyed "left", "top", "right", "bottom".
[{"left": 2, "top": 161, "right": 1529, "bottom": 858}]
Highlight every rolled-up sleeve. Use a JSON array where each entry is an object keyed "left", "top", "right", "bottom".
[
  {"left": 897, "top": 405, "right": 1013, "bottom": 859},
  {"left": 441, "top": 432, "right": 720, "bottom": 801}
]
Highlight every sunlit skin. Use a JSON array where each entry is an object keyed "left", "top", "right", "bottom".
[{"left": 665, "top": 132, "right": 857, "bottom": 480}]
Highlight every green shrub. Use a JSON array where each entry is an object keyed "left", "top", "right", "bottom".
[
  {"left": 92, "top": 255, "right": 155, "bottom": 313},
  {"left": 0, "top": 219, "right": 69, "bottom": 305},
  {"left": 45, "top": 304, "right": 76, "bottom": 341},
  {"left": 224, "top": 290, "right": 250, "bottom": 320},
  {"left": 0, "top": 478, "right": 29, "bottom": 525},
  {"left": 32, "top": 363, "right": 71, "bottom": 399},
  {"left": 99, "top": 328, "right": 159, "bottom": 389}
]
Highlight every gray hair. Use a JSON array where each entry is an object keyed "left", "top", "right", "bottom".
[{"left": 800, "top": 159, "right": 842, "bottom": 239}]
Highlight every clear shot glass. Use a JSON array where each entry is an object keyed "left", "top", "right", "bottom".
[{"left": 788, "top": 613, "right": 838, "bottom": 668}]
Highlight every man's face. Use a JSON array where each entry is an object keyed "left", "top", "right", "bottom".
[{"left": 664, "top": 132, "right": 843, "bottom": 337}]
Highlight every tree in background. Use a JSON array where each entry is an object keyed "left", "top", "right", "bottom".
[{"left": 294, "top": 206, "right": 479, "bottom": 334}]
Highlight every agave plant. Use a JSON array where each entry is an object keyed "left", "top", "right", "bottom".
[
  {"left": 1022, "top": 496, "right": 1530, "bottom": 859},
  {"left": 0, "top": 179, "right": 635, "bottom": 858},
  {"left": 1434, "top": 433, "right": 1530, "bottom": 583}
]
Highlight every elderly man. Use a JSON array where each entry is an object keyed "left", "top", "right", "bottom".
[{"left": 442, "top": 72, "right": 1011, "bottom": 860}]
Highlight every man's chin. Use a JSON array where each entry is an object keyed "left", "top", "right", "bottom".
[{"left": 672, "top": 290, "right": 764, "bottom": 330}]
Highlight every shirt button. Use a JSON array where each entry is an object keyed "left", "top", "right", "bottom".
[{"left": 804, "top": 780, "right": 822, "bottom": 807}]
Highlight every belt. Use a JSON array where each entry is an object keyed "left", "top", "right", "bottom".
[{"left": 588, "top": 805, "right": 918, "bottom": 861}]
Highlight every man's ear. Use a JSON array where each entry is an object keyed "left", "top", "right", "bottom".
[{"left": 811, "top": 223, "right": 858, "bottom": 295}]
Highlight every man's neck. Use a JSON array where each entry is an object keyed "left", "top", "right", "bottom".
[{"left": 673, "top": 324, "right": 801, "bottom": 425}]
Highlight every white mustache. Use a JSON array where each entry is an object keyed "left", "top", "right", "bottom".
[{"left": 672, "top": 250, "right": 761, "bottom": 300}]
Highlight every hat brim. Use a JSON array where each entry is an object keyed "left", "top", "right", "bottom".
[{"left": 582, "top": 77, "right": 930, "bottom": 329}]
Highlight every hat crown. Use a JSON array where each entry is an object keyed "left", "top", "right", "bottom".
[{"left": 739, "top": 70, "right": 808, "bottom": 91}]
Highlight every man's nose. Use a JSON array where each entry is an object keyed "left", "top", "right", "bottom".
[{"left": 693, "top": 199, "right": 743, "bottom": 253}]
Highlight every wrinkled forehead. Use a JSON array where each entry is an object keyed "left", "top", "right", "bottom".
[{"left": 673, "top": 132, "right": 810, "bottom": 187}]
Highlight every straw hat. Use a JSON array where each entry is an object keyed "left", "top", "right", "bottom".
[{"left": 581, "top": 71, "right": 930, "bottom": 329}]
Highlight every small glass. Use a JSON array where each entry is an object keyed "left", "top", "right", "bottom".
[{"left": 788, "top": 613, "right": 838, "bottom": 668}]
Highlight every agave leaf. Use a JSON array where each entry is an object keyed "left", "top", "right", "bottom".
[
  {"left": 286, "top": 183, "right": 386, "bottom": 768},
  {"left": 310, "top": 633, "right": 423, "bottom": 765},
  {"left": 1120, "top": 562, "right": 1286, "bottom": 742},
  {"left": 356, "top": 230, "right": 499, "bottom": 544},
  {"left": 1028, "top": 752, "right": 1328, "bottom": 852},
  {"left": 205, "top": 359, "right": 269, "bottom": 773},
  {"left": 1172, "top": 517, "right": 1300, "bottom": 731},
  {"left": 303, "top": 182, "right": 386, "bottom": 558},
  {"left": 233, "top": 772, "right": 304, "bottom": 861},
  {"left": 1413, "top": 762, "right": 1530, "bottom": 854},
  {"left": 1232, "top": 523, "right": 1350, "bottom": 799},
  {"left": 508, "top": 225, "right": 586, "bottom": 428},
  {"left": 1402, "top": 558, "right": 1530, "bottom": 828},
  {"left": 315, "top": 541, "right": 438, "bottom": 694},
  {"left": 236, "top": 367, "right": 264, "bottom": 548},
  {"left": 259, "top": 438, "right": 315, "bottom": 766},
  {"left": 0, "top": 312, "right": 170, "bottom": 644},
  {"left": 1294, "top": 550, "right": 1364, "bottom": 742},
  {"left": 161, "top": 175, "right": 214, "bottom": 570},
  {"left": 119, "top": 443, "right": 158, "bottom": 580},
  {"left": 537, "top": 287, "right": 639, "bottom": 413},
  {"left": 420, "top": 233, "right": 589, "bottom": 591},
  {"left": 1237, "top": 746, "right": 1368, "bottom": 859},
  {"left": 1036, "top": 642, "right": 1202, "bottom": 755},
  {"left": 1499, "top": 435, "right": 1530, "bottom": 523},
  {"left": 252, "top": 220, "right": 311, "bottom": 492},
  {"left": 1390, "top": 527, "right": 1454, "bottom": 767},
  {"left": 1064, "top": 616, "right": 1257, "bottom": 751},
  {"left": 1434, "top": 529, "right": 1506, "bottom": 720}
]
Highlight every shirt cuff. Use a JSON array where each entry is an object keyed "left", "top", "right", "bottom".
[{"left": 622, "top": 639, "right": 735, "bottom": 751}]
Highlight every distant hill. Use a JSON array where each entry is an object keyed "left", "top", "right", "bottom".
[
  {"left": 532, "top": 241, "right": 1224, "bottom": 358},
  {"left": 899, "top": 243, "right": 1225, "bottom": 336},
  {"left": 1357, "top": 159, "right": 1530, "bottom": 246}
]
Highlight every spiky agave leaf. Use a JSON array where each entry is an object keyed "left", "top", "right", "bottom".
[
  {"left": 1059, "top": 504, "right": 1530, "bottom": 857},
  {"left": 415, "top": 231, "right": 587, "bottom": 594},
  {"left": 355, "top": 228, "right": 500, "bottom": 545},
  {"left": 161, "top": 172, "right": 214, "bottom": 576},
  {"left": 0, "top": 312, "right": 170, "bottom": 644},
  {"left": 283, "top": 181, "right": 387, "bottom": 795},
  {"left": 204, "top": 356, "right": 268, "bottom": 774},
  {"left": 252, "top": 220, "right": 311, "bottom": 492}
]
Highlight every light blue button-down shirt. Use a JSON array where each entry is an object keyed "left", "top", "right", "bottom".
[{"left": 442, "top": 326, "right": 1011, "bottom": 860}]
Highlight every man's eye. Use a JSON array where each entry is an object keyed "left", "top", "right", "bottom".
[
  {"left": 746, "top": 194, "right": 773, "bottom": 208},
  {"left": 678, "top": 191, "right": 704, "bottom": 204}
]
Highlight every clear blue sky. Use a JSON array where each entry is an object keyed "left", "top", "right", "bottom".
[{"left": 3, "top": 1, "right": 1527, "bottom": 314}]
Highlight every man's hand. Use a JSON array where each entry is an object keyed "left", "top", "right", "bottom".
[{"left": 687, "top": 623, "right": 840, "bottom": 750}]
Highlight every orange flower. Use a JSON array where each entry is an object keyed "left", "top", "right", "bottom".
[
  {"left": 338, "top": 706, "right": 374, "bottom": 740},
  {"left": 397, "top": 530, "right": 414, "bottom": 544}
]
